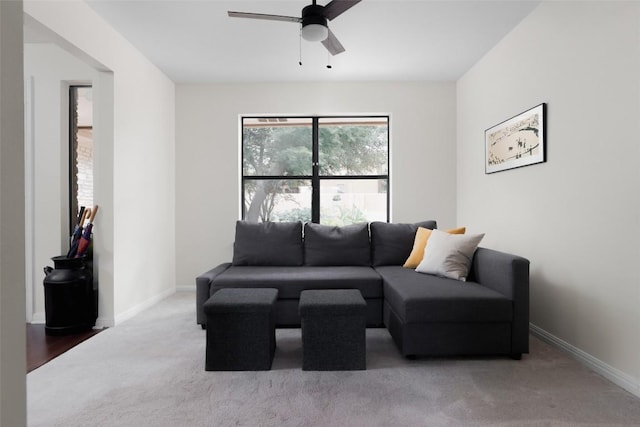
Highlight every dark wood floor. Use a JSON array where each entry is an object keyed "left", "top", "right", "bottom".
[{"left": 26, "top": 324, "right": 103, "bottom": 373}]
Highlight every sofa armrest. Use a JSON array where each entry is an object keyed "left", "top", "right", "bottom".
[
  {"left": 471, "top": 247, "right": 530, "bottom": 355},
  {"left": 196, "top": 263, "right": 231, "bottom": 326}
]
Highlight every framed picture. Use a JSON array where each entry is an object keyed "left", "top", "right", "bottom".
[{"left": 485, "top": 103, "right": 546, "bottom": 174}]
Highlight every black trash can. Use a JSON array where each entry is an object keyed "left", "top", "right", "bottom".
[{"left": 43, "top": 256, "right": 97, "bottom": 335}]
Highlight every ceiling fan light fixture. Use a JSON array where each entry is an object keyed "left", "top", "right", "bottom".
[{"left": 301, "top": 23, "right": 328, "bottom": 42}]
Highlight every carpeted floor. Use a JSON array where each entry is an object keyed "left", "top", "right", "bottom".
[{"left": 28, "top": 291, "right": 640, "bottom": 426}]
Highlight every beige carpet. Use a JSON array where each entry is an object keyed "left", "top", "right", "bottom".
[{"left": 28, "top": 291, "right": 640, "bottom": 426}]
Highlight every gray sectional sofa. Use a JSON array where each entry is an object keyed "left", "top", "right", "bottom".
[{"left": 196, "top": 220, "right": 530, "bottom": 359}]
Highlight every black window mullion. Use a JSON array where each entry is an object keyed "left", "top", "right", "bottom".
[
  {"left": 311, "top": 117, "right": 320, "bottom": 223},
  {"left": 386, "top": 115, "right": 390, "bottom": 222},
  {"left": 241, "top": 117, "right": 246, "bottom": 218},
  {"left": 318, "top": 175, "right": 388, "bottom": 180}
]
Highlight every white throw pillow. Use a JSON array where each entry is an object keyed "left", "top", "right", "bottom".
[{"left": 415, "top": 229, "right": 485, "bottom": 281}]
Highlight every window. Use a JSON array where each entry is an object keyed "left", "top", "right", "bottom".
[
  {"left": 69, "top": 86, "right": 93, "bottom": 230},
  {"left": 241, "top": 116, "right": 389, "bottom": 225}
]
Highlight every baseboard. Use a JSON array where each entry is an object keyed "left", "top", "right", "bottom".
[
  {"left": 95, "top": 317, "right": 114, "bottom": 329},
  {"left": 114, "top": 288, "right": 176, "bottom": 325},
  {"left": 31, "top": 312, "right": 45, "bottom": 324},
  {"left": 530, "top": 323, "right": 640, "bottom": 399},
  {"left": 176, "top": 285, "right": 195, "bottom": 292},
  {"left": 31, "top": 310, "right": 112, "bottom": 329}
]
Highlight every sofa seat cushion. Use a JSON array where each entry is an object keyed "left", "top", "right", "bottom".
[
  {"left": 212, "top": 266, "right": 383, "bottom": 299},
  {"left": 376, "top": 266, "right": 512, "bottom": 323}
]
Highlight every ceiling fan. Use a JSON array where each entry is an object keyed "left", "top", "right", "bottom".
[{"left": 228, "top": 0, "right": 362, "bottom": 56}]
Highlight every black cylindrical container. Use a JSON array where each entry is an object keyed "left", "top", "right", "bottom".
[{"left": 43, "top": 256, "right": 97, "bottom": 335}]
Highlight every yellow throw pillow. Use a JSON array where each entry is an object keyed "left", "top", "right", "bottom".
[{"left": 403, "top": 226, "right": 466, "bottom": 268}]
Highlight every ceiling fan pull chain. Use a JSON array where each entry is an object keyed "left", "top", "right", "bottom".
[
  {"left": 299, "top": 26, "right": 303, "bottom": 66},
  {"left": 326, "top": 50, "right": 332, "bottom": 69}
]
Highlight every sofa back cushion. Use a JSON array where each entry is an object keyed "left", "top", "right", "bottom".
[
  {"left": 304, "top": 222, "right": 371, "bottom": 266},
  {"left": 232, "top": 221, "right": 303, "bottom": 266},
  {"left": 370, "top": 220, "right": 437, "bottom": 266}
]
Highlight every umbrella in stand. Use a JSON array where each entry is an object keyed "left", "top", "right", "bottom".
[
  {"left": 67, "top": 207, "right": 90, "bottom": 258},
  {"left": 75, "top": 205, "right": 98, "bottom": 258},
  {"left": 70, "top": 206, "right": 86, "bottom": 246}
]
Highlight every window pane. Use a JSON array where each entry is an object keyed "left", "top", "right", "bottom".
[
  {"left": 318, "top": 117, "right": 388, "bottom": 176},
  {"left": 243, "top": 118, "right": 312, "bottom": 176},
  {"left": 243, "top": 179, "right": 312, "bottom": 223},
  {"left": 319, "top": 179, "right": 387, "bottom": 226}
]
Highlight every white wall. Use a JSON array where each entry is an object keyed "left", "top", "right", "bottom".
[
  {"left": 175, "top": 82, "right": 456, "bottom": 287},
  {"left": 24, "top": 0, "right": 176, "bottom": 325},
  {"left": 23, "top": 43, "right": 99, "bottom": 323},
  {"left": 457, "top": 1, "right": 640, "bottom": 396},
  {"left": 0, "top": 1, "right": 26, "bottom": 424}
]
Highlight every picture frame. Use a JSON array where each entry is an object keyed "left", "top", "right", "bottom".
[{"left": 485, "top": 103, "right": 546, "bottom": 174}]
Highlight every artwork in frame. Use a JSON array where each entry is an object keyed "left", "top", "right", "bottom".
[{"left": 485, "top": 103, "right": 546, "bottom": 174}]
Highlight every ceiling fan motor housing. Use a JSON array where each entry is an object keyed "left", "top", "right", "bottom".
[{"left": 302, "top": 4, "right": 327, "bottom": 29}]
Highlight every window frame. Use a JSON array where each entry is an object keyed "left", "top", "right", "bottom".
[{"left": 241, "top": 115, "right": 390, "bottom": 224}]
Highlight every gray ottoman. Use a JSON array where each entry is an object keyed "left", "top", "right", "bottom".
[
  {"left": 299, "top": 289, "right": 366, "bottom": 371},
  {"left": 203, "top": 288, "right": 278, "bottom": 371}
]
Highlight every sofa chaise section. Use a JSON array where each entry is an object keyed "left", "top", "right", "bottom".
[{"left": 378, "top": 247, "right": 529, "bottom": 358}]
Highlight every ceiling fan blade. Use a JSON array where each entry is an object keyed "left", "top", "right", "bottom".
[
  {"left": 323, "top": 0, "right": 362, "bottom": 21},
  {"left": 321, "top": 28, "right": 345, "bottom": 56},
  {"left": 228, "top": 11, "right": 302, "bottom": 23}
]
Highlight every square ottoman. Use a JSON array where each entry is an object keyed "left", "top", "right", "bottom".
[
  {"left": 299, "top": 289, "right": 366, "bottom": 371},
  {"left": 203, "top": 288, "right": 278, "bottom": 371}
]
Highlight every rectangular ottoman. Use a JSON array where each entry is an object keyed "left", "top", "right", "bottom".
[
  {"left": 203, "top": 288, "right": 278, "bottom": 371},
  {"left": 299, "top": 289, "right": 366, "bottom": 371}
]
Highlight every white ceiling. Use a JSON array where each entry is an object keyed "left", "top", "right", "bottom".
[{"left": 82, "top": 0, "right": 539, "bottom": 83}]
